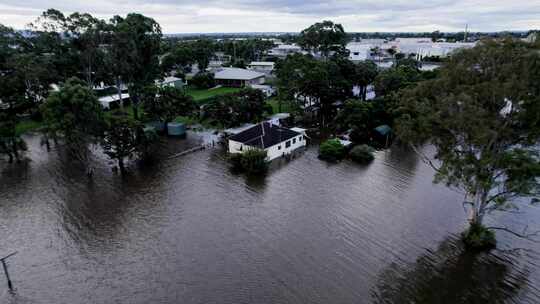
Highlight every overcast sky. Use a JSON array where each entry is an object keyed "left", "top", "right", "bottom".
[{"left": 0, "top": 0, "right": 539, "bottom": 33}]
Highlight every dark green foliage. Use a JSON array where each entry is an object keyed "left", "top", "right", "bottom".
[
  {"left": 374, "top": 64, "right": 421, "bottom": 97},
  {"left": 275, "top": 53, "right": 356, "bottom": 127},
  {"left": 201, "top": 88, "right": 267, "bottom": 128},
  {"left": 142, "top": 85, "right": 196, "bottom": 127},
  {"left": 0, "top": 113, "right": 27, "bottom": 163},
  {"left": 190, "top": 72, "right": 215, "bottom": 89},
  {"left": 462, "top": 224, "right": 496, "bottom": 250},
  {"left": 298, "top": 20, "right": 348, "bottom": 58},
  {"left": 138, "top": 126, "right": 160, "bottom": 163},
  {"left": 101, "top": 112, "right": 139, "bottom": 172},
  {"left": 350, "top": 144, "right": 375, "bottom": 163},
  {"left": 318, "top": 139, "right": 346, "bottom": 162},
  {"left": 109, "top": 13, "right": 162, "bottom": 120},
  {"left": 41, "top": 77, "right": 104, "bottom": 149},
  {"left": 229, "top": 149, "right": 268, "bottom": 174},
  {"left": 353, "top": 60, "right": 378, "bottom": 101},
  {"left": 335, "top": 98, "right": 391, "bottom": 143}
]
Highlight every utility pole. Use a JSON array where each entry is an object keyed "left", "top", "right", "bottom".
[
  {"left": 464, "top": 23, "right": 469, "bottom": 42},
  {"left": 1, "top": 252, "right": 17, "bottom": 291}
]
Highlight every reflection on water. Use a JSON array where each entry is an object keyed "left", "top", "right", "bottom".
[
  {"left": 1, "top": 133, "right": 539, "bottom": 304},
  {"left": 372, "top": 236, "right": 539, "bottom": 304}
]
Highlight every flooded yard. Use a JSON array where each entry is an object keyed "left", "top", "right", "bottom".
[{"left": 1, "top": 133, "right": 539, "bottom": 303}]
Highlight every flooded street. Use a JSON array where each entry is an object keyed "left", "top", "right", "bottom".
[{"left": 1, "top": 133, "right": 539, "bottom": 303}]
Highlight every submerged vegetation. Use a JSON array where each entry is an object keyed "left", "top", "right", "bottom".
[
  {"left": 229, "top": 149, "right": 269, "bottom": 174},
  {"left": 318, "top": 139, "right": 346, "bottom": 162}
]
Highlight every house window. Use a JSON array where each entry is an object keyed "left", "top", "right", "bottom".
[
  {"left": 239, "top": 145, "right": 243, "bottom": 151},
  {"left": 353, "top": 52, "right": 359, "bottom": 56},
  {"left": 285, "top": 141, "right": 291, "bottom": 148},
  {"left": 293, "top": 138, "right": 296, "bottom": 144},
  {"left": 298, "top": 136, "right": 302, "bottom": 141},
  {"left": 278, "top": 145, "right": 281, "bottom": 150}
]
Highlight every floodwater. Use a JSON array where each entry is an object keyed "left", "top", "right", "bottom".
[{"left": 1, "top": 133, "right": 539, "bottom": 304}]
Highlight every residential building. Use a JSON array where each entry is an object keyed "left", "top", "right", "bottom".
[
  {"left": 156, "top": 76, "right": 185, "bottom": 88},
  {"left": 98, "top": 93, "right": 130, "bottom": 109},
  {"left": 214, "top": 67, "right": 265, "bottom": 87},
  {"left": 228, "top": 122, "right": 306, "bottom": 161},
  {"left": 267, "top": 44, "right": 303, "bottom": 58},
  {"left": 248, "top": 61, "right": 275, "bottom": 73}
]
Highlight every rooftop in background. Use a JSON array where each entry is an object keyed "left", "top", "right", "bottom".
[
  {"left": 214, "top": 68, "right": 265, "bottom": 80},
  {"left": 229, "top": 122, "right": 300, "bottom": 149}
]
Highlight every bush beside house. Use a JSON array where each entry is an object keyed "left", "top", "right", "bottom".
[
  {"left": 318, "top": 139, "right": 346, "bottom": 162},
  {"left": 349, "top": 144, "right": 375, "bottom": 163}
]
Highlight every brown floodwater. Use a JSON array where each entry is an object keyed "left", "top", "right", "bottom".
[{"left": 1, "top": 132, "right": 539, "bottom": 304}]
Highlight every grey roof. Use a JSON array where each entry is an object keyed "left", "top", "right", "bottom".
[
  {"left": 214, "top": 68, "right": 265, "bottom": 81},
  {"left": 229, "top": 122, "right": 300, "bottom": 149}
]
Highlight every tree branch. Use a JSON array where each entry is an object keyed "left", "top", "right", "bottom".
[{"left": 486, "top": 226, "right": 540, "bottom": 243}]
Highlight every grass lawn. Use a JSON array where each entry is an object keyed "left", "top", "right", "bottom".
[
  {"left": 15, "top": 119, "right": 43, "bottom": 136},
  {"left": 267, "top": 97, "right": 296, "bottom": 114},
  {"left": 185, "top": 86, "right": 241, "bottom": 103}
]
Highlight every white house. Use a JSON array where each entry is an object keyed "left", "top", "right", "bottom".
[
  {"left": 228, "top": 122, "right": 306, "bottom": 161},
  {"left": 214, "top": 68, "right": 265, "bottom": 87}
]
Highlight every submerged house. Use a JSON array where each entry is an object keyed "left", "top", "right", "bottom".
[
  {"left": 214, "top": 68, "right": 265, "bottom": 87},
  {"left": 228, "top": 122, "right": 306, "bottom": 161}
]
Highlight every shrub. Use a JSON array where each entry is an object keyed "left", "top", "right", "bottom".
[
  {"left": 229, "top": 149, "right": 268, "bottom": 174},
  {"left": 350, "top": 144, "right": 375, "bottom": 163},
  {"left": 190, "top": 72, "right": 215, "bottom": 89},
  {"left": 318, "top": 139, "right": 346, "bottom": 162},
  {"left": 462, "top": 223, "right": 496, "bottom": 250}
]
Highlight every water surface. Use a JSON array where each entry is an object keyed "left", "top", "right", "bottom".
[{"left": 1, "top": 134, "right": 539, "bottom": 303}]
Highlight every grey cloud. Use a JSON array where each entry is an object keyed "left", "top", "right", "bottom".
[{"left": 0, "top": 0, "right": 538, "bottom": 32}]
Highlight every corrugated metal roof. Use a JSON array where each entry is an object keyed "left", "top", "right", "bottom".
[{"left": 214, "top": 68, "right": 265, "bottom": 80}]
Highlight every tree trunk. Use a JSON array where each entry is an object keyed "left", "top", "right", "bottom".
[
  {"left": 469, "top": 188, "right": 489, "bottom": 227},
  {"left": 118, "top": 157, "right": 125, "bottom": 173},
  {"left": 11, "top": 139, "right": 20, "bottom": 163},
  {"left": 116, "top": 76, "right": 123, "bottom": 109}
]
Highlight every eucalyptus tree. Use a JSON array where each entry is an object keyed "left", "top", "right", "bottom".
[
  {"left": 298, "top": 20, "right": 348, "bottom": 59},
  {"left": 31, "top": 9, "right": 109, "bottom": 87},
  {"left": 101, "top": 111, "right": 140, "bottom": 172},
  {"left": 394, "top": 38, "right": 540, "bottom": 248},
  {"left": 109, "top": 13, "right": 162, "bottom": 120},
  {"left": 354, "top": 60, "right": 378, "bottom": 100},
  {"left": 275, "top": 53, "right": 355, "bottom": 127},
  {"left": 40, "top": 77, "right": 104, "bottom": 166}
]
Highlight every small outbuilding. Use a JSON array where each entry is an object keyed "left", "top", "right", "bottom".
[
  {"left": 99, "top": 93, "right": 130, "bottom": 109},
  {"left": 228, "top": 122, "right": 306, "bottom": 161}
]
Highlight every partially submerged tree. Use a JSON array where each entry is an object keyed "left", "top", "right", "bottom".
[
  {"left": 41, "top": 77, "right": 104, "bottom": 161},
  {"left": 101, "top": 112, "right": 139, "bottom": 172},
  {"left": 142, "top": 85, "right": 196, "bottom": 132},
  {"left": 395, "top": 38, "right": 540, "bottom": 248}
]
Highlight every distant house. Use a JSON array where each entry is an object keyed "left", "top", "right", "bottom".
[
  {"left": 267, "top": 44, "right": 303, "bottom": 58},
  {"left": 214, "top": 68, "right": 265, "bottom": 87},
  {"left": 228, "top": 122, "right": 306, "bottom": 161},
  {"left": 156, "top": 76, "right": 185, "bottom": 89},
  {"left": 248, "top": 61, "right": 275, "bottom": 73},
  {"left": 99, "top": 93, "right": 130, "bottom": 109}
]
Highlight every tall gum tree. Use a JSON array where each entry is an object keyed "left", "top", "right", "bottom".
[{"left": 394, "top": 38, "right": 540, "bottom": 246}]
